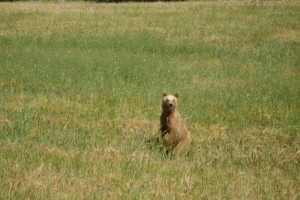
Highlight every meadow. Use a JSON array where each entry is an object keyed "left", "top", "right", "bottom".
[{"left": 0, "top": 1, "right": 299, "bottom": 199}]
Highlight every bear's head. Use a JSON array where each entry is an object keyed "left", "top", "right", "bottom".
[{"left": 162, "top": 92, "right": 179, "bottom": 113}]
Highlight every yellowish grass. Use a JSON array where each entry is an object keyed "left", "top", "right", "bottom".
[
  {"left": 1, "top": 121, "right": 299, "bottom": 199},
  {"left": 274, "top": 29, "right": 300, "bottom": 42}
]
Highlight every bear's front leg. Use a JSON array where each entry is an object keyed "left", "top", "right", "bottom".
[{"left": 163, "top": 133, "right": 176, "bottom": 154}]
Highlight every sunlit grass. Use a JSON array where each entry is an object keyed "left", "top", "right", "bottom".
[{"left": 0, "top": 1, "right": 299, "bottom": 199}]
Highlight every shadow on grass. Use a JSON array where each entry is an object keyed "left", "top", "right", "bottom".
[{"left": 145, "top": 136, "right": 194, "bottom": 160}]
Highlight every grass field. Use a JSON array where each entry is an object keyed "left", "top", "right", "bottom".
[{"left": 0, "top": 1, "right": 299, "bottom": 199}]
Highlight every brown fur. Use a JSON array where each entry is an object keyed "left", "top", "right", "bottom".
[{"left": 160, "top": 92, "right": 191, "bottom": 156}]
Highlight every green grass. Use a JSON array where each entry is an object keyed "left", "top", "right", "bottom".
[{"left": 0, "top": 1, "right": 299, "bottom": 199}]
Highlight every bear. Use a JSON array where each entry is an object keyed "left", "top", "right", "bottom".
[{"left": 160, "top": 92, "right": 191, "bottom": 156}]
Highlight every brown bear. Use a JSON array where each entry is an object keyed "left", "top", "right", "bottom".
[{"left": 160, "top": 92, "right": 191, "bottom": 156}]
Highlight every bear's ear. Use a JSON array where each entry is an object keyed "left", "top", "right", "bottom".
[
  {"left": 174, "top": 93, "right": 179, "bottom": 98},
  {"left": 162, "top": 92, "right": 167, "bottom": 97}
]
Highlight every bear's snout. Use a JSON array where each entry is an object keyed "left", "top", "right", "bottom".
[{"left": 168, "top": 102, "right": 174, "bottom": 110}]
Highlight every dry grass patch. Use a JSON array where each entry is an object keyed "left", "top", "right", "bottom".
[
  {"left": 1, "top": 120, "right": 299, "bottom": 199},
  {"left": 274, "top": 29, "right": 300, "bottom": 42}
]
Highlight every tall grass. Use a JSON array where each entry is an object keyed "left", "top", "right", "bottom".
[{"left": 0, "top": 1, "right": 299, "bottom": 199}]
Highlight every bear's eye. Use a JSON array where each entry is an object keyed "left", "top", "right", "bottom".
[{"left": 167, "top": 99, "right": 169, "bottom": 102}]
